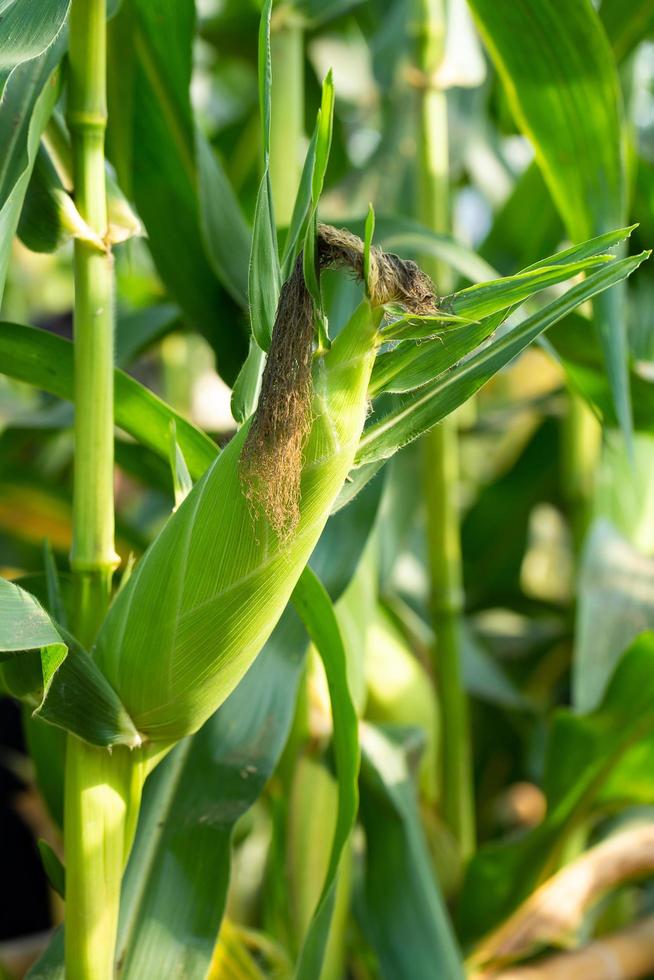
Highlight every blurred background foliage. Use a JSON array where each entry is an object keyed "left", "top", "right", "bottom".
[{"left": 3, "top": 0, "right": 654, "bottom": 977}]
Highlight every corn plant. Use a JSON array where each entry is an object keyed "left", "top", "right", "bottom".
[{"left": 1, "top": 0, "right": 654, "bottom": 978}]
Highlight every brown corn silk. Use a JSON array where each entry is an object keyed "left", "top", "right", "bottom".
[{"left": 241, "top": 224, "right": 439, "bottom": 536}]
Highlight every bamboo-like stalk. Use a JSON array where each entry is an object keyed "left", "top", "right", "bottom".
[
  {"left": 65, "top": 2, "right": 131, "bottom": 976},
  {"left": 67, "top": 0, "right": 118, "bottom": 636},
  {"left": 270, "top": 9, "right": 304, "bottom": 227},
  {"left": 413, "top": 0, "right": 475, "bottom": 858}
]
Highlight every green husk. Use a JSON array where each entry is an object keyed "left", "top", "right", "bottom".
[{"left": 93, "top": 227, "right": 437, "bottom": 742}]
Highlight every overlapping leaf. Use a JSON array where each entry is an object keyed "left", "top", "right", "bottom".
[
  {"left": 468, "top": 0, "right": 631, "bottom": 439},
  {"left": 460, "top": 633, "right": 654, "bottom": 942}
]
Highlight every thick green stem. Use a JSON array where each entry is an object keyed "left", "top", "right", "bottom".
[
  {"left": 270, "top": 15, "right": 304, "bottom": 227},
  {"left": 413, "top": 0, "right": 475, "bottom": 858},
  {"left": 65, "top": 2, "right": 125, "bottom": 977},
  {"left": 64, "top": 739, "right": 146, "bottom": 980},
  {"left": 68, "top": 0, "right": 118, "bottom": 639}
]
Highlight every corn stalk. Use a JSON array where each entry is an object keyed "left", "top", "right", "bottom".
[
  {"left": 413, "top": 0, "right": 475, "bottom": 858},
  {"left": 64, "top": 2, "right": 141, "bottom": 977}
]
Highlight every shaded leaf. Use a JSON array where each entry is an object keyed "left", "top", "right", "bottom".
[
  {"left": 292, "top": 567, "right": 360, "bottom": 979},
  {"left": 358, "top": 725, "right": 463, "bottom": 980},
  {"left": 460, "top": 633, "right": 654, "bottom": 941}
]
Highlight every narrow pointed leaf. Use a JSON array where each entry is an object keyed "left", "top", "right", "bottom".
[
  {"left": 0, "top": 50, "right": 61, "bottom": 304},
  {"left": 468, "top": 0, "right": 631, "bottom": 440},
  {"left": 0, "top": 578, "right": 140, "bottom": 747},
  {"left": 0, "top": 0, "right": 69, "bottom": 80},
  {"left": 358, "top": 725, "right": 463, "bottom": 979},
  {"left": 460, "top": 633, "right": 654, "bottom": 941},
  {"left": 356, "top": 253, "right": 649, "bottom": 468},
  {"left": 292, "top": 567, "right": 360, "bottom": 979}
]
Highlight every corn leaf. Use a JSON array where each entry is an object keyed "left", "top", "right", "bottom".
[
  {"left": 573, "top": 520, "right": 654, "bottom": 714},
  {"left": 545, "top": 312, "right": 654, "bottom": 433},
  {"left": 356, "top": 253, "right": 648, "bottom": 469},
  {"left": 0, "top": 0, "right": 68, "bottom": 85},
  {"left": 196, "top": 133, "right": 251, "bottom": 307},
  {"left": 292, "top": 567, "right": 360, "bottom": 980},
  {"left": 303, "top": 70, "right": 335, "bottom": 343},
  {"left": 379, "top": 312, "right": 475, "bottom": 344},
  {"left": 281, "top": 123, "right": 318, "bottom": 276},
  {"left": 0, "top": 49, "right": 61, "bottom": 305},
  {"left": 448, "top": 256, "right": 613, "bottom": 321},
  {"left": 231, "top": 336, "right": 266, "bottom": 424},
  {"left": 373, "top": 225, "right": 637, "bottom": 395},
  {"left": 600, "top": 0, "right": 654, "bottom": 62},
  {"left": 38, "top": 840, "right": 65, "bottom": 899},
  {"left": 249, "top": 169, "right": 280, "bottom": 351},
  {"left": 358, "top": 725, "right": 463, "bottom": 979},
  {"left": 460, "top": 633, "right": 654, "bottom": 942},
  {"left": 248, "top": 0, "right": 280, "bottom": 352},
  {"left": 107, "top": 0, "right": 248, "bottom": 383},
  {"left": 468, "top": 0, "right": 631, "bottom": 441},
  {"left": 0, "top": 577, "right": 140, "bottom": 747},
  {"left": 115, "top": 304, "right": 180, "bottom": 368},
  {"left": 0, "top": 322, "right": 218, "bottom": 480}
]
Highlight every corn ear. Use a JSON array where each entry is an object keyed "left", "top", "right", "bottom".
[{"left": 93, "top": 300, "right": 383, "bottom": 742}]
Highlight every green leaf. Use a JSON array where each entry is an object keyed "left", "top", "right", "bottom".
[
  {"left": 600, "top": 0, "right": 654, "bottom": 62},
  {"left": 302, "top": 71, "right": 335, "bottom": 348},
  {"left": 0, "top": 322, "right": 218, "bottom": 481},
  {"left": 17, "top": 143, "right": 102, "bottom": 254},
  {"left": 231, "top": 336, "right": 266, "bottom": 424},
  {"left": 380, "top": 313, "right": 476, "bottom": 343},
  {"left": 449, "top": 256, "right": 613, "bottom": 321},
  {"left": 356, "top": 253, "right": 649, "bottom": 468},
  {"left": 0, "top": 49, "right": 61, "bottom": 305},
  {"left": 281, "top": 123, "right": 317, "bottom": 276},
  {"left": 468, "top": 0, "right": 631, "bottom": 442},
  {"left": 258, "top": 0, "right": 273, "bottom": 161},
  {"left": 115, "top": 304, "right": 180, "bottom": 368},
  {"left": 247, "top": 0, "right": 280, "bottom": 352},
  {"left": 0, "top": 575, "right": 67, "bottom": 685},
  {"left": 196, "top": 133, "right": 251, "bottom": 307},
  {"left": 363, "top": 203, "right": 375, "bottom": 299},
  {"left": 168, "top": 421, "right": 193, "bottom": 509},
  {"left": 292, "top": 567, "right": 360, "bottom": 980},
  {"left": 249, "top": 168, "right": 280, "bottom": 351},
  {"left": 573, "top": 519, "right": 654, "bottom": 713},
  {"left": 0, "top": 0, "right": 69, "bottom": 80},
  {"left": 107, "top": 0, "right": 248, "bottom": 383},
  {"left": 0, "top": 577, "right": 140, "bottom": 747},
  {"left": 545, "top": 312, "right": 654, "bottom": 434},
  {"left": 371, "top": 225, "right": 636, "bottom": 396},
  {"left": 38, "top": 839, "right": 65, "bottom": 898},
  {"left": 358, "top": 725, "right": 463, "bottom": 980},
  {"left": 311, "top": 70, "right": 335, "bottom": 206},
  {"left": 460, "top": 633, "right": 654, "bottom": 942}
]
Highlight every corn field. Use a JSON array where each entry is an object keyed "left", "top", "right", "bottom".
[{"left": 1, "top": 0, "right": 654, "bottom": 978}]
